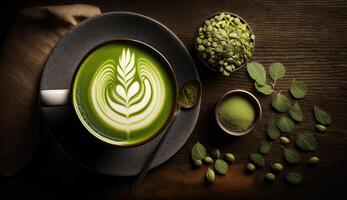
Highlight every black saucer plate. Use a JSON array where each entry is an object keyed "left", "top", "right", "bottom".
[{"left": 39, "top": 12, "right": 201, "bottom": 176}]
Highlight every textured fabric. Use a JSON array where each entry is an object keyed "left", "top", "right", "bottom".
[{"left": 0, "top": 4, "right": 101, "bottom": 176}]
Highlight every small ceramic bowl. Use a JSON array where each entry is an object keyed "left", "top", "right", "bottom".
[
  {"left": 194, "top": 12, "right": 255, "bottom": 74},
  {"left": 215, "top": 90, "right": 262, "bottom": 136}
]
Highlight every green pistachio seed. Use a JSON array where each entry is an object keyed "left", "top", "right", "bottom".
[
  {"left": 212, "top": 149, "right": 221, "bottom": 158},
  {"left": 271, "top": 163, "right": 284, "bottom": 172},
  {"left": 315, "top": 124, "right": 327, "bottom": 132},
  {"left": 225, "top": 65, "right": 232, "bottom": 72},
  {"left": 194, "top": 159, "right": 203, "bottom": 167},
  {"left": 308, "top": 156, "right": 320, "bottom": 165},
  {"left": 280, "top": 136, "right": 290, "bottom": 144},
  {"left": 222, "top": 71, "right": 230, "bottom": 76},
  {"left": 233, "top": 17, "right": 241, "bottom": 24},
  {"left": 246, "top": 163, "right": 256, "bottom": 172},
  {"left": 225, "top": 153, "right": 235, "bottom": 163},
  {"left": 204, "top": 156, "right": 213, "bottom": 164},
  {"left": 206, "top": 168, "right": 215, "bottom": 183},
  {"left": 265, "top": 173, "right": 276, "bottom": 182}
]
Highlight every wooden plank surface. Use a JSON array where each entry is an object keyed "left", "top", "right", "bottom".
[{"left": 1, "top": 0, "right": 347, "bottom": 199}]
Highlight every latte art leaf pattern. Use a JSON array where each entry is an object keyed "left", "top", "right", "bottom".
[
  {"left": 90, "top": 48, "right": 166, "bottom": 137},
  {"left": 114, "top": 49, "right": 150, "bottom": 116}
]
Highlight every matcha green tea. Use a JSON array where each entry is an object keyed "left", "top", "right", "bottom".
[
  {"left": 73, "top": 41, "right": 176, "bottom": 146},
  {"left": 218, "top": 95, "right": 255, "bottom": 131}
]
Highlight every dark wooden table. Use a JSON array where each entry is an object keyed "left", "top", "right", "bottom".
[{"left": 1, "top": 0, "right": 347, "bottom": 199}]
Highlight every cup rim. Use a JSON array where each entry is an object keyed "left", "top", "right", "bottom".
[
  {"left": 71, "top": 39, "right": 179, "bottom": 147},
  {"left": 194, "top": 11, "right": 255, "bottom": 74},
  {"left": 215, "top": 89, "right": 262, "bottom": 136}
]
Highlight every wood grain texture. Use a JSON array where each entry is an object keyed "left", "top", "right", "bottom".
[{"left": 1, "top": 0, "right": 347, "bottom": 199}]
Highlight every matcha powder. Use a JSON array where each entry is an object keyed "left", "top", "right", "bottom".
[{"left": 218, "top": 96, "right": 255, "bottom": 131}]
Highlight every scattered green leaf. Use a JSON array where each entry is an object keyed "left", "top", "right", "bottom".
[
  {"left": 249, "top": 153, "right": 265, "bottom": 167},
  {"left": 283, "top": 148, "right": 301, "bottom": 164},
  {"left": 276, "top": 116, "right": 295, "bottom": 133},
  {"left": 266, "top": 118, "right": 281, "bottom": 140},
  {"left": 215, "top": 159, "right": 228, "bottom": 175},
  {"left": 285, "top": 172, "right": 303, "bottom": 184},
  {"left": 295, "top": 131, "right": 317, "bottom": 151},
  {"left": 259, "top": 140, "right": 271, "bottom": 154},
  {"left": 247, "top": 62, "right": 266, "bottom": 86},
  {"left": 290, "top": 79, "right": 308, "bottom": 99},
  {"left": 191, "top": 142, "right": 206, "bottom": 161},
  {"left": 289, "top": 102, "right": 304, "bottom": 122},
  {"left": 269, "top": 62, "right": 286, "bottom": 82},
  {"left": 314, "top": 105, "right": 332, "bottom": 125},
  {"left": 254, "top": 82, "right": 273, "bottom": 95},
  {"left": 272, "top": 93, "right": 291, "bottom": 113}
]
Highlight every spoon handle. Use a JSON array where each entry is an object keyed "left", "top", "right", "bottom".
[{"left": 130, "top": 129, "right": 168, "bottom": 194}]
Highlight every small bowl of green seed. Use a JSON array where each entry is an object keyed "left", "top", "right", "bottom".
[{"left": 195, "top": 12, "right": 255, "bottom": 76}]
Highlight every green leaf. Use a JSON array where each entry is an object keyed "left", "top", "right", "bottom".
[
  {"left": 191, "top": 142, "right": 206, "bottom": 161},
  {"left": 269, "top": 62, "right": 286, "bottom": 82},
  {"left": 285, "top": 172, "right": 303, "bottom": 184},
  {"left": 295, "top": 131, "right": 317, "bottom": 151},
  {"left": 314, "top": 106, "right": 332, "bottom": 125},
  {"left": 215, "top": 159, "right": 228, "bottom": 175},
  {"left": 288, "top": 102, "right": 304, "bottom": 122},
  {"left": 259, "top": 140, "right": 271, "bottom": 154},
  {"left": 249, "top": 153, "right": 265, "bottom": 167},
  {"left": 283, "top": 148, "right": 301, "bottom": 164},
  {"left": 247, "top": 62, "right": 266, "bottom": 85},
  {"left": 266, "top": 118, "right": 281, "bottom": 140},
  {"left": 272, "top": 93, "right": 291, "bottom": 113},
  {"left": 254, "top": 82, "right": 273, "bottom": 95},
  {"left": 290, "top": 79, "right": 308, "bottom": 99},
  {"left": 276, "top": 116, "right": 295, "bottom": 133}
]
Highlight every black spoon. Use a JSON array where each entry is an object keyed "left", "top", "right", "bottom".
[{"left": 130, "top": 80, "right": 201, "bottom": 195}]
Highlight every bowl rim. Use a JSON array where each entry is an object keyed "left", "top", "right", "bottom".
[
  {"left": 215, "top": 89, "right": 262, "bottom": 136},
  {"left": 194, "top": 11, "right": 255, "bottom": 74},
  {"left": 71, "top": 38, "right": 179, "bottom": 147}
]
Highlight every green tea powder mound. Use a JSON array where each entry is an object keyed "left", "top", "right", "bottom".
[{"left": 218, "top": 96, "right": 255, "bottom": 131}]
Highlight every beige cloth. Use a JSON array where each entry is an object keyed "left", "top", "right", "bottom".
[{"left": 0, "top": 4, "right": 101, "bottom": 176}]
